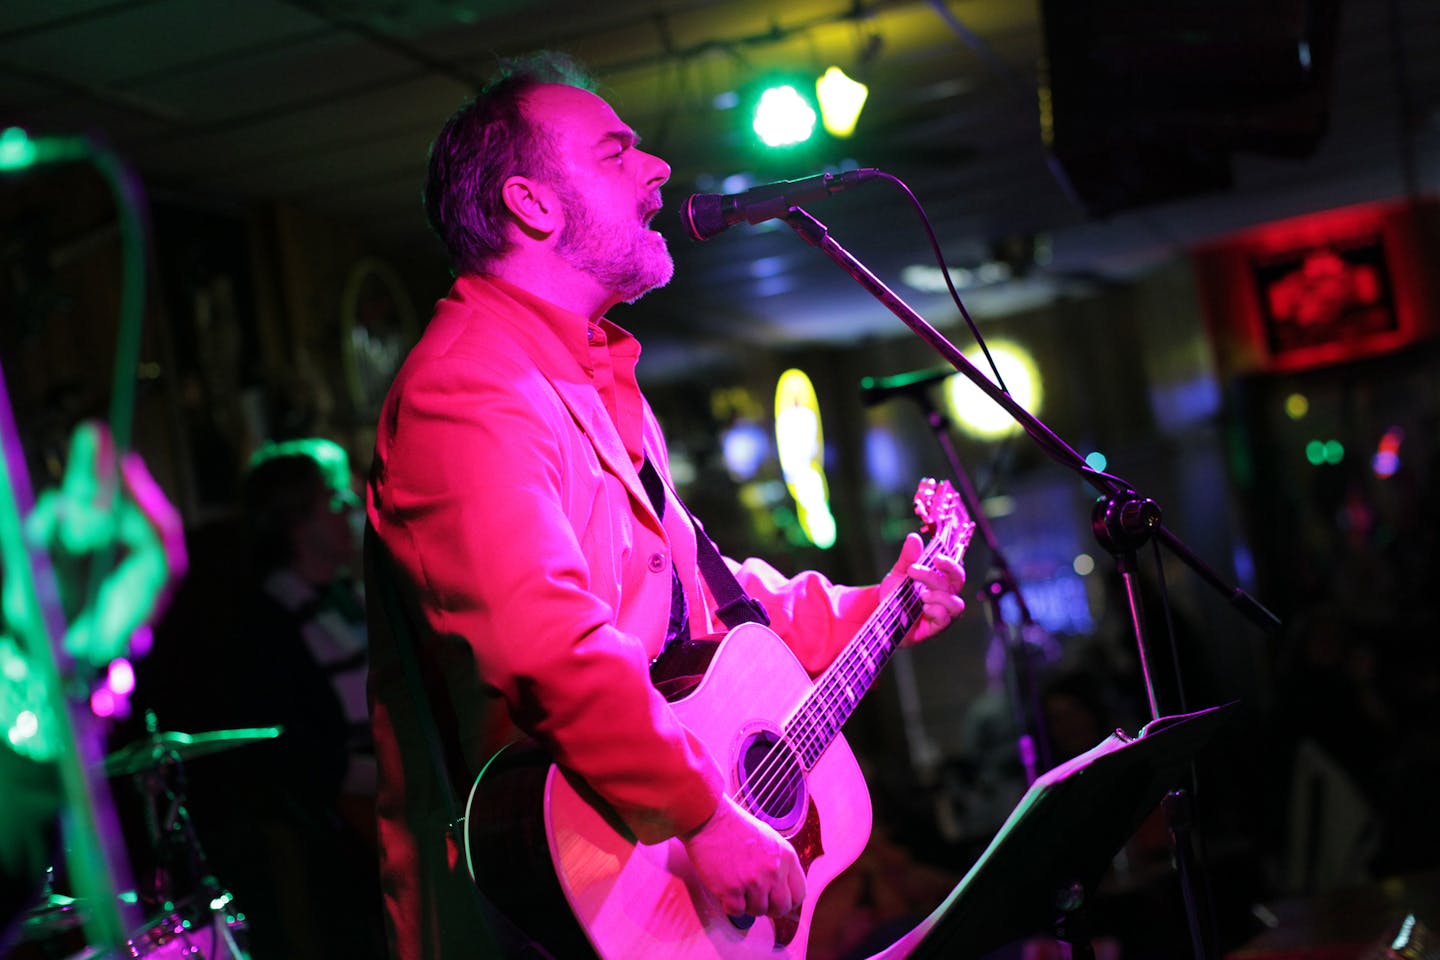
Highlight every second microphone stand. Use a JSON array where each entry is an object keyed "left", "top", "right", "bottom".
[{"left": 867, "top": 375, "right": 1053, "bottom": 787}]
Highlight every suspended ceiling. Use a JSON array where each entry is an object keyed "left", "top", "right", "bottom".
[{"left": 3, "top": 0, "right": 1438, "bottom": 371}]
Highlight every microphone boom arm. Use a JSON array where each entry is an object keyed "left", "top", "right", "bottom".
[{"left": 780, "top": 205, "right": 1281, "bottom": 636}]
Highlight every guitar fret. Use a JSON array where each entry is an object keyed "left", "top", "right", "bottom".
[{"left": 780, "top": 482, "right": 973, "bottom": 776}]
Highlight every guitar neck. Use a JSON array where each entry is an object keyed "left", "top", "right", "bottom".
[{"left": 784, "top": 536, "right": 947, "bottom": 771}]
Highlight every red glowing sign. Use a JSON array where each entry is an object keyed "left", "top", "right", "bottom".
[
  {"left": 1252, "top": 235, "right": 1396, "bottom": 357},
  {"left": 1195, "top": 199, "right": 1437, "bottom": 379}
]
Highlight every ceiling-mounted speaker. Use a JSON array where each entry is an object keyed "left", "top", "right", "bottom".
[{"left": 1039, "top": 0, "right": 1341, "bottom": 218}]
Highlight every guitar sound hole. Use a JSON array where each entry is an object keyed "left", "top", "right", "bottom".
[{"left": 737, "top": 731, "right": 804, "bottom": 832}]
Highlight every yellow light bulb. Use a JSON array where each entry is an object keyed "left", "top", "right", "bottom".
[{"left": 816, "top": 67, "right": 869, "bottom": 138}]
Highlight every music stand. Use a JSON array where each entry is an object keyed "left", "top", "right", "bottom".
[{"left": 867, "top": 702, "right": 1234, "bottom": 960}]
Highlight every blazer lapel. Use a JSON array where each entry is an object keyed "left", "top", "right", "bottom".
[
  {"left": 549, "top": 378, "right": 661, "bottom": 532},
  {"left": 455, "top": 275, "right": 662, "bottom": 534}
]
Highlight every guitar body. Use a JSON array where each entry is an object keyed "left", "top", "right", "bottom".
[{"left": 466, "top": 622, "right": 873, "bottom": 959}]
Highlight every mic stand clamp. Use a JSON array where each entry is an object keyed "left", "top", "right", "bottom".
[{"left": 1091, "top": 491, "right": 1162, "bottom": 555}]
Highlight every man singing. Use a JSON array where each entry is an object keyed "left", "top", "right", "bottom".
[{"left": 365, "top": 51, "right": 968, "bottom": 959}]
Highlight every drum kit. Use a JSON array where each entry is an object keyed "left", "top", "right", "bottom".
[{"left": 10, "top": 715, "right": 283, "bottom": 960}]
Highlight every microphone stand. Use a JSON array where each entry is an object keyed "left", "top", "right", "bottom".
[
  {"left": 783, "top": 206, "right": 1280, "bottom": 959},
  {"left": 867, "top": 376, "right": 1052, "bottom": 785}
]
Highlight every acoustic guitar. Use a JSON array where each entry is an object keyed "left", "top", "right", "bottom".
[{"left": 464, "top": 479, "right": 974, "bottom": 958}]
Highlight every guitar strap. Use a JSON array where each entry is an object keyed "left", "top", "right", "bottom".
[
  {"left": 639, "top": 457, "right": 770, "bottom": 630},
  {"left": 364, "top": 523, "right": 554, "bottom": 960}
]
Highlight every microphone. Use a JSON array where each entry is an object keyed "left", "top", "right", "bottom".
[
  {"left": 859, "top": 368, "right": 958, "bottom": 408},
  {"left": 680, "top": 168, "right": 882, "bottom": 241}
]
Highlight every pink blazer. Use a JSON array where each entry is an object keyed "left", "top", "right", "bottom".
[{"left": 366, "top": 274, "right": 881, "bottom": 958}]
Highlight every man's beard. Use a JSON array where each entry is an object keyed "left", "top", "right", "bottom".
[{"left": 554, "top": 178, "right": 674, "bottom": 304}]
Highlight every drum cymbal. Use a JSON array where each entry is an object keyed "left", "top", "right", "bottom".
[{"left": 102, "top": 725, "right": 284, "bottom": 776}]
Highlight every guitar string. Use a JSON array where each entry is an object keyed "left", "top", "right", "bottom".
[
  {"left": 739, "top": 512, "right": 970, "bottom": 816},
  {"left": 739, "top": 527, "right": 956, "bottom": 815},
  {"left": 737, "top": 523, "right": 965, "bottom": 819},
  {"left": 740, "top": 578, "right": 927, "bottom": 817},
  {"left": 747, "top": 509, "right": 973, "bottom": 815}
]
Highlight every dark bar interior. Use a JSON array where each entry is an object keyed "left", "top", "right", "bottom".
[{"left": 2, "top": 2, "right": 1438, "bottom": 958}]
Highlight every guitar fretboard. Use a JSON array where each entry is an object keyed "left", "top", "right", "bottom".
[{"left": 784, "top": 526, "right": 968, "bottom": 771}]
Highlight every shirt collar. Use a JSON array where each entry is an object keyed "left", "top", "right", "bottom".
[{"left": 480, "top": 275, "right": 642, "bottom": 373}]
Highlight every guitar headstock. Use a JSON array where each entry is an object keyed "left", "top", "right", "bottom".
[
  {"left": 913, "top": 478, "right": 974, "bottom": 559},
  {"left": 913, "top": 478, "right": 962, "bottom": 533}
]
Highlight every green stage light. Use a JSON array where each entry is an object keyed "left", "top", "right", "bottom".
[
  {"left": 753, "top": 85, "right": 817, "bottom": 148},
  {"left": 1305, "top": 439, "right": 1345, "bottom": 465},
  {"left": 0, "top": 127, "right": 37, "bottom": 170},
  {"left": 0, "top": 127, "right": 88, "bottom": 171}
]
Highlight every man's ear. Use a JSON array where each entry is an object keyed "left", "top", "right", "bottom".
[{"left": 501, "top": 175, "right": 561, "bottom": 237}]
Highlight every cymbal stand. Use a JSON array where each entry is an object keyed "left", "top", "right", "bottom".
[{"left": 130, "top": 713, "right": 245, "bottom": 944}]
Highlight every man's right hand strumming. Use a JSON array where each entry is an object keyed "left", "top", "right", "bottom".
[{"left": 681, "top": 793, "right": 807, "bottom": 921}]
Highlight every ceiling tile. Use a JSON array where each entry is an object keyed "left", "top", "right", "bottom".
[
  {"left": 0, "top": 0, "right": 327, "bottom": 88},
  {"left": 122, "top": 33, "right": 421, "bottom": 127}
]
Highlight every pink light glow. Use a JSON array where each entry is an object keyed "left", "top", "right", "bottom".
[
  {"left": 130, "top": 624, "right": 153, "bottom": 658},
  {"left": 90, "top": 686, "right": 116, "bottom": 718},
  {"left": 108, "top": 658, "right": 136, "bottom": 696}
]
